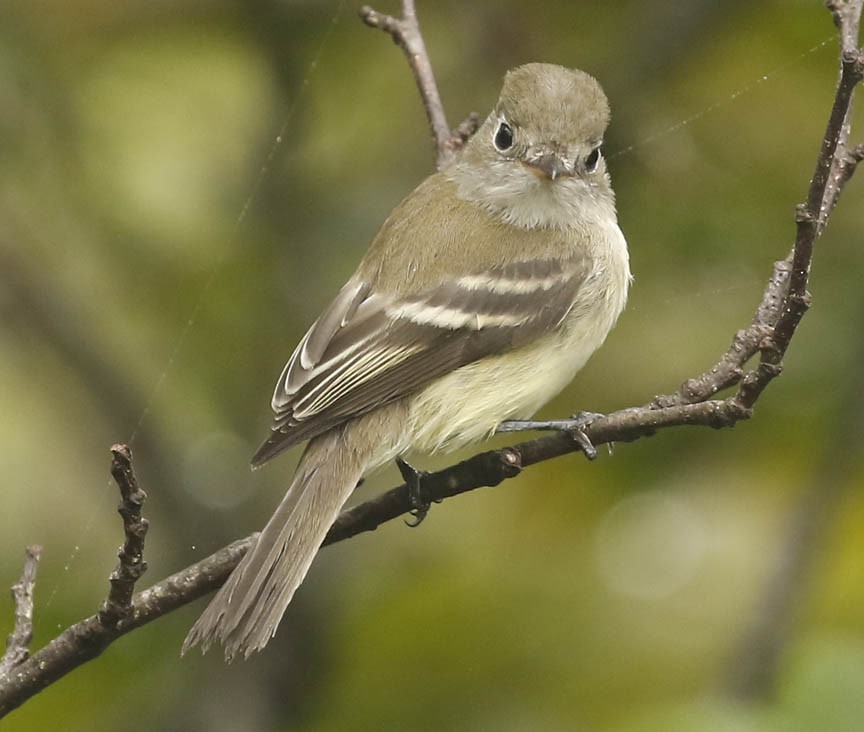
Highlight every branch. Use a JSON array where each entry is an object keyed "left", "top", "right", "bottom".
[
  {"left": 0, "top": 537, "right": 253, "bottom": 717},
  {"left": 734, "top": 12, "right": 864, "bottom": 409},
  {"left": 360, "top": 1, "right": 474, "bottom": 168},
  {"left": 0, "top": 446, "right": 153, "bottom": 715},
  {"left": 0, "top": 546, "right": 42, "bottom": 677},
  {"left": 828, "top": 0, "right": 863, "bottom": 55},
  {"left": 0, "top": 399, "right": 753, "bottom": 716},
  {"left": 721, "top": 3, "right": 864, "bottom": 698},
  {"left": 326, "top": 398, "right": 752, "bottom": 544},
  {"left": 100, "top": 444, "right": 150, "bottom": 627}
]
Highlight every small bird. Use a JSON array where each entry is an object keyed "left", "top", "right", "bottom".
[{"left": 184, "top": 63, "right": 631, "bottom": 660}]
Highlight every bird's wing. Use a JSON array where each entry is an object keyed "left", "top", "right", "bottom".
[{"left": 251, "top": 256, "right": 590, "bottom": 466}]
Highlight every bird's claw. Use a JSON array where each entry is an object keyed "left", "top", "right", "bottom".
[
  {"left": 396, "top": 456, "right": 435, "bottom": 527},
  {"left": 496, "top": 411, "right": 603, "bottom": 460},
  {"left": 566, "top": 411, "right": 601, "bottom": 460}
]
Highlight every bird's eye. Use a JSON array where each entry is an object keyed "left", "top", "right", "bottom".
[
  {"left": 493, "top": 121, "right": 514, "bottom": 152},
  {"left": 585, "top": 146, "right": 601, "bottom": 172}
]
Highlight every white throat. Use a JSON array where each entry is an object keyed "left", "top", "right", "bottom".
[{"left": 445, "top": 159, "right": 617, "bottom": 231}]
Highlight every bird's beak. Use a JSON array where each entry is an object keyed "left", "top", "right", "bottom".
[{"left": 522, "top": 154, "right": 574, "bottom": 181}]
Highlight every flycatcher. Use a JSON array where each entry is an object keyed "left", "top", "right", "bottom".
[{"left": 184, "top": 63, "right": 631, "bottom": 660}]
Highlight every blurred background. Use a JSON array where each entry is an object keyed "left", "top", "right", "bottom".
[{"left": 1, "top": 0, "right": 863, "bottom": 730}]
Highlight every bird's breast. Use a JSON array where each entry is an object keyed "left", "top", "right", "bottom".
[{"left": 404, "top": 221, "right": 630, "bottom": 455}]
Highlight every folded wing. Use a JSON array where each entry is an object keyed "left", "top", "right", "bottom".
[{"left": 251, "top": 256, "right": 589, "bottom": 466}]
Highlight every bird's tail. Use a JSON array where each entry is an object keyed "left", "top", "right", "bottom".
[{"left": 182, "top": 426, "right": 370, "bottom": 661}]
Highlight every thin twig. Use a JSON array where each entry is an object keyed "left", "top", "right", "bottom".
[
  {"left": 734, "top": 18, "right": 864, "bottom": 409},
  {"left": 0, "top": 546, "right": 42, "bottom": 677},
  {"left": 823, "top": 139, "right": 864, "bottom": 220},
  {"left": 722, "top": 0, "right": 864, "bottom": 700},
  {"left": 0, "top": 445, "right": 149, "bottom": 712},
  {"left": 360, "top": 1, "right": 471, "bottom": 167},
  {"left": 0, "top": 538, "right": 251, "bottom": 716},
  {"left": 452, "top": 112, "right": 482, "bottom": 147},
  {"left": 652, "top": 260, "right": 788, "bottom": 410},
  {"left": 827, "top": 0, "right": 864, "bottom": 54},
  {"left": 100, "top": 444, "right": 150, "bottom": 628}
]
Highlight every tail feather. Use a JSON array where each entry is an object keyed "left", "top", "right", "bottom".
[{"left": 182, "top": 429, "right": 367, "bottom": 661}]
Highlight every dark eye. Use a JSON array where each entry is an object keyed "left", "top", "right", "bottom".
[
  {"left": 585, "top": 146, "right": 601, "bottom": 172},
  {"left": 493, "top": 121, "right": 514, "bottom": 152}
]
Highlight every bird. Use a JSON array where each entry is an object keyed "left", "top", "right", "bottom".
[{"left": 183, "top": 63, "right": 631, "bottom": 660}]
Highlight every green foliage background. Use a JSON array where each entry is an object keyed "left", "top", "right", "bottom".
[{"left": 1, "top": 1, "right": 863, "bottom": 730}]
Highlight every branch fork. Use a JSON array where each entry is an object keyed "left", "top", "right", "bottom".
[{"left": 360, "top": 1, "right": 478, "bottom": 168}]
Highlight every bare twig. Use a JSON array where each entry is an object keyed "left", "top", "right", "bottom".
[
  {"left": 652, "top": 261, "right": 788, "bottom": 410},
  {"left": 452, "top": 112, "right": 482, "bottom": 147},
  {"left": 0, "top": 538, "right": 252, "bottom": 716},
  {"left": 734, "top": 14, "right": 864, "bottom": 409},
  {"left": 0, "top": 398, "right": 753, "bottom": 716},
  {"left": 360, "top": 1, "right": 472, "bottom": 167},
  {"left": 0, "top": 447, "right": 153, "bottom": 714},
  {"left": 827, "top": 0, "right": 863, "bottom": 54},
  {"left": 0, "top": 546, "right": 42, "bottom": 677},
  {"left": 727, "top": 0, "right": 864, "bottom": 701},
  {"left": 100, "top": 444, "right": 149, "bottom": 628},
  {"left": 721, "top": 3, "right": 864, "bottom": 698}
]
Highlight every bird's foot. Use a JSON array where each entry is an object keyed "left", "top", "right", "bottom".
[
  {"left": 395, "top": 456, "right": 438, "bottom": 527},
  {"left": 496, "top": 411, "right": 603, "bottom": 460}
]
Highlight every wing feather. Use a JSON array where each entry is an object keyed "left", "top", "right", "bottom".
[{"left": 252, "top": 256, "right": 589, "bottom": 466}]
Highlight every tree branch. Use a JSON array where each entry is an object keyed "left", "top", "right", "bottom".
[
  {"left": 0, "top": 447, "right": 154, "bottom": 715},
  {"left": 0, "top": 546, "right": 42, "bottom": 677},
  {"left": 1, "top": 0, "right": 863, "bottom": 720},
  {"left": 0, "top": 537, "right": 253, "bottom": 717},
  {"left": 733, "top": 3, "right": 864, "bottom": 410},
  {"left": 360, "top": 1, "right": 474, "bottom": 168},
  {"left": 0, "top": 399, "right": 753, "bottom": 716},
  {"left": 100, "top": 444, "right": 150, "bottom": 628},
  {"left": 828, "top": 0, "right": 863, "bottom": 55},
  {"left": 722, "top": 0, "right": 864, "bottom": 700}
]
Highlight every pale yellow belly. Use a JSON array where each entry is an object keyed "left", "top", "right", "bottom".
[{"left": 403, "top": 309, "right": 613, "bottom": 454}]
